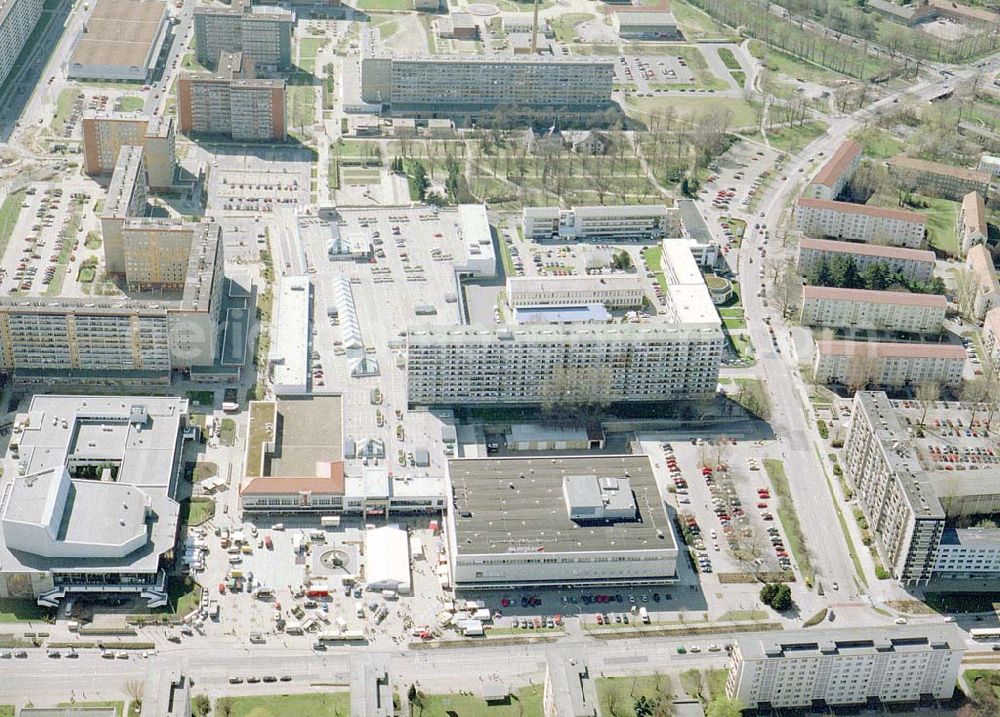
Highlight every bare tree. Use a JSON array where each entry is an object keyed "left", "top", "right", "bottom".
[
  {"left": 845, "top": 352, "right": 880, "bottom": 394},
  {"left": 125, "top": 680, "right": 144, "bottom": 708},
  {"left": 953, "top": 267, "right": 979, "bottom": 320},
  {"left": 916, "top": 380, "right": 941, "bottom": 426},
  {"left": 606, "top": 684, "right": 625, "bottom": 717},
  {"left": 962, "top": 378, "right": 991, "bottom": 425}
]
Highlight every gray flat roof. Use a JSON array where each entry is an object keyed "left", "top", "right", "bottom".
[
  {"left": 736, "top": 624, "right": 966, "bottom": 660},
  {"left": 448, "top": 455, "right": 676, "bottom": 556}
]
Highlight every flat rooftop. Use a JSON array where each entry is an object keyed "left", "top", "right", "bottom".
[
  {"left": 738, "top": 624, "right": 966, "bottom": 660},
  {"left": 270, "top": 276, "right": 310, "bottom": 393},
  {"left": 448, "top": 455, "right": 676, "bottom": 555},
  {"left": 70, "top": 0, "right": 166, "bottom": 70}
]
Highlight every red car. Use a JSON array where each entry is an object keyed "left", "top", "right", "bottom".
[
  {"left": 757, "top": 502, "right": 768, "bottom": 509},
  {"left": 596, "top": 614, "right": 604, "bottom": 625},
  {"left": 218, "top": 583, "right": 226, "bottom": 594}
]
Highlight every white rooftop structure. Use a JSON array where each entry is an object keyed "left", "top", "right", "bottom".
[
  {"left": 364, "top": 525, "right": 411, "bottom": 594},
  {"left": 457, "top": 204, "right": 496, "bottom": 278},
  {"left": 270, "top": 276, "right": 311, "bottom": 395},
  {"left": 660, "top": 243, "right": 721, "bottom": 325}
]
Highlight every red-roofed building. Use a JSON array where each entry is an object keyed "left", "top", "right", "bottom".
[
  {"left": 794, "top": 198, "right": 927, "bottom": 248},
  {"left": 805, "top": 140, "right": 862, "bottom": 201},
  {"left": 959, "top": 191, "right": 988, "bottom": 256},
  {"left": 796, "top": 237, "right": 936, "bottom": 282}
]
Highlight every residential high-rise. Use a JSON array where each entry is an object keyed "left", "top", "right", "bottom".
[
  {"left": 360, "top": 56, "right": 614, "bottom": 117},
  {"left": 794, "top": 198, "right": 927, "bottom": 248},
  {"left": 82, "top": 112, "right": 175, "bottom": 189},
  {"left": 178, "top": 51, "right": 286, "bottom": 141},
  {"left": 405, "top": 321, "right": 723, "bottom": 407},
  {"left": 799, "top": 286, "right": 946, "bottom": 334},
  {"left": 100, "top": 144, "right": 150, "bottom": 275},
  {"left": 0, "top": 0, "right": 43, "bottom": 88},
  {"left": 727, "top": 625, "right": 965, "bottom": 710},
  {"left": 193, "top": 0, "right": 294, "bottom": 71}
]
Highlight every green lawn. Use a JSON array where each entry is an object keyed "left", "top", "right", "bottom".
[
  {"left": 184, "top": 497, "right": 215, "bottom": 527},
  {"left": 717, "top": 47, "right": 741, "bottom": 70},
  {"left": 159, "top": 577, "right": 202, "bottom": 616},
  {"left": 641, "top": 245, "right": 668, "bottom": 292},
  {"left": 0, "top": 705, "right": 13, "bottom": 717},
  {"left": 764, "top": 459, "right": 815, "bottom": 583},
  {"left": 0, "top": 190, "right": 25, "bottom": 259},
  {"left": 749, "top": 41, "right": 849, "bottom": 86},
  {"left": 550, "top": 13, "right": 594, "bottom": 43},
  {"left": 597, "top": 675, "right": 677, "bottom": 717},
  {"left": 222, "top": 692, "right": 350, "bottom": 717},
  {"left": 625, "top": 96, "right": 758, "bottom": 129},
  {"left": 674, "top": 46, "right": 730, "bottom": 91},
  {"left": 730, "top": 70, "right": 746, "bottom": 86},
  {"left": 187, "top": 390, "right": 214, "bottom": 408},
  {"left": 417, "top": 685, "right": 544, "bottom": 716},
  {"left": 657, "top": 0, "right": 734, "bottom": 39},
  {"left": 913, "top": 195, "right": 960, "bottom": 258},
  {"left": 298, "top": 37, "right": 326, "bottom": 74},
  {"left": 288, "top": 85, "right": 317, "bottom": 134},
  {"left": 116, "top": 96, "right": 144, "bottom": 112},
  {"left": 965, "top": 670, "right": 1000, "bottom": 703},
  {"left": 851, "top": 128, "right": 902, "bottom": 160},
  {"left": 356, "top": 0, "right": 410, "bottom": 9},
  {"left": 0, "top": 598, "right": 50, "bottom": 623},
  {"left": 220, "top": 417, "right": 236, "bottom": 446},
  {"left": 766, "top": 122, "right": 828, "bottom": 154},
  {"left": 52, "top": 88, "right": 82, "bottom": 129},
  {"left": 193, "top": 462, "right": 219, "bottom": 482}
]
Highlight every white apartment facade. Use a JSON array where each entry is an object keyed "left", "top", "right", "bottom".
[
  {"left": 959, "top": 191, "right": 988, "bottom": 256},
  {"left": 100, "top": 144, "right": 149, "bottom": 276},
  {"left": 964, "top": 243, "right": 1000, "bottom": 321},
  {"left": 0, "top": 0, "right": 42, "bottom": 88},
  {"left": 796, "top": 237, "right": 935, "bottom": 283},
  {"left": 506, "top": 275, "right": 644, "bottom": 309},
  {"left": 813, "top": 340, "right": 965, "bottom": 388},
  {"left": 983, "top": 306, "right": 1000, "bottom": 376},
  {"left": 727, "top": 625, "right": 965, "bottom": 710},
  {"left": 934, "top": 528, "right": 1000, "bottom": 578},
  {"left": 522, "top": 204, "right": 670, "bottom": 243},
  {"left": 804, "top": 140, "right": 862, "bottom": 201},
  {"left": 799, "top": 286, "right": 946, "bottom": 333},
  {"left": 794, "top": 198, "right": 927, "bottom": 248},
  {"left": 405, "top": 321, "right": 723, "bottom": 407}
]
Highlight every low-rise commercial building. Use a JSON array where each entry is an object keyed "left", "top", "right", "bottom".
[
  {"left": 82, "top": 112, "right": 175, "bottom": 189},
  {"left": 506, "top": 275, "right": 644, "bottom": 309},
  {"left": 727, "top": 625, "right": 965, "bottom": 710},
  {"left": 889, "top": 156, "right": 992, "bottom": 201},
  {"left": 959, "top": 191, "right": 987, "bottom": 255},
  {"left": 269, "top": 276, "right": 310, "bottom": 395},
  {"left": 68, "top": 0, "right": 168, "bottom": 82},
  {"left": 0, "top": 395, "right": 192, "bottom": 606},
  {"left": 612, "top": 10, "right": 679, "bottom": 40},
  {"left": 406, "top": 320, "right": 723, "bottom": 407},
  {"left": 437, "top": 12, "right": 477, "bottom": 39},
  {"left": 178, "top": 51, "right": 286, "bottom": 141},
  {"left": 360, "top": 56, "right": 614, "bottom": 118},
  {"left": 447, "top": 456, "right": 678, "bottom": 588},
  {"left": 964, "top": 243, "right": 1000, "bottom": 321},
  {"left": 501, "top": 13, "right": 552, "bottom": 35},
  {"left": 813, "top": 340, "right": 965, "bottom": 389},
  {"left": 523, "top": 204, "right": 670, "bottom": 243},
  {"left": 0, "top": 0, "right": 43, "bottom": 89},
  {"left": 543, "top": 650, "right": 599, "bottom": 717},
  {"left": 794, "top": 198, "right": 927, "bottom": 248},
  {"left": 457, "top": 204, "right": 495, "bottom": 278},
  {"left": 193, "top": 0, "right": 294, "bottom": 71},
  {"left": 100, "top": 144, "right": 149, "bottom": 276},
  {"left": 799, "top": 286, "right": 946, "bottom": 334},
  {"left": 804, "top": 140, "right": 862, "bottom": 200},
  {"left": 796, "top": 237, "right": 936, "bottom": 283}
]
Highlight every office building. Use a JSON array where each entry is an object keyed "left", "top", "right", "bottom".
[
  {"left": 447, "top": 456, "right": 678, "bottom": 589},
  {"left": 100, "top": 144, "right": 150, "bottom": 275},
  {"left": 0, "top": 0, "right": 42, "bottom": 88},
  {"left": 178, "top": 51, "right": 286, "bottom": 141},
  {"left": 193, "top": 0, "right": 294, "bottom": 71},
  {"left": 612, "top": 9, "right": 679, "bottom": 40},
  {"left": 457, "top": 204, "right": 495, "bottom": 278},
  {"left": 360, "top": 56, "right": 614, "bottom": 117},
  {"left": 506, "top": 275, "right": 644, "bottom": 309},
  {"left": 68, "top": 0, "right": 168, "bottom": 82},
  {"left": 794, "top": 198, "right": 927, "bottom": 248},
  {"left": 543, "top": 651, "right": 599, "bottom": 717},
  {"left": 813, "top": 340, "right": 965, "bottom": 389},
  {"left": 889, "top": 156, "right": 992, "bottom": 201},
  {"left": 522, "top": 204, "right": 670, "bottom": 243},
  {"left": 727, "top": 624, "right": 965, "bottom": 710},
  {"left": 661, "top": 242, "right": 722, "bottom": 324},
  {"left": 959, "top": 191, "right": 988, "bottom": 255},
  {"left": 82, "top": 112, "right": 175, "bottom": 189},
  {"left": 934, "top": 528, "right": 1000, "bottom": 578},
  {"left": 796, "top": 237, "right": 936, "bottom": 283},
  {"left": 804, "top": 140, "right": 862, "bottom": 200},
  {"left": 0, "top": 395, "right": 192, "bottom": 607},
  {"left": 964, "top": 243, "right": 1000, "bottom": 320},
  {"left": 406, "top": 320, "right": 723, "bottom": 407},
  {"left": 0, "top": 224, "right": 223, "bottom": 385},
  {"left": 799, "top": 286, "right": 946, "bottom": 333},
  {"left": 983, "top": 306, "right": 1000, "bottom": 375}
]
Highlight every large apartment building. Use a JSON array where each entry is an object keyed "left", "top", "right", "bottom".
[
  {"left": 796, "top": 237, "right": 936, "bottom": 283},
  {"left": 506, "top": 275, "right": 644, "bottom": 309},
  {"left": 799, "top": 286, "right": 946, "bottom": 334},
  {"left": 804, "top": 140, "right": 861, "bottom": 201},
  {"left": 983, "top": 306, "right": 1000, "bottom": 375},
  {"left": 0, "top": 0, "right": 42, "bottom": 88},
  {"left": 889, "top": 156, "right": 992, "bottom": 201},
  {"left": 794, "top": 198, "right": 927, "bottom": 248},
  {"left": 727, "top": 625, "right": 965, "bottom": 711},
  {"left": 100, "top": 145, "right": 149, "bottom": 275},
  {"left": 122, "top": 219, "right": 215, "bottom": 291},
  {"left": 360, "top": 56, "right": 614, "bottom": 117},
  {"left": 193, "top": 0, "right": 294, "bottom": 71},
  {"left": 964, "top": 243, "right": 1000, "bottom": 321},
  {"left": 0, "top": 224, "right": 223, "bottom": 386},
  {"left": 178, "top": 51, "right": 286, "bottom": 141},
  {"left": 82, "top": 112, "right": 176, "bottom": 189},
  {"left": 405, "top": 321, "right": 723, "bottom": 407},
  {"left": 959, "top": 191, "right": 988, "bottom": 256},
  {"left": 813, "top": 340, "right": 965, "bottom": 389},
  {"left": 522, "top": 204, "right": 670, "bottom": 243}
]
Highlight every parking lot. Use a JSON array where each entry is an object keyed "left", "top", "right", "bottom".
[
  {"left": 204, "top": 147, "right": 312, "bottom": 214},
  {"left": 614, "top": 54, "right": 695, "bottom": 91}
]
